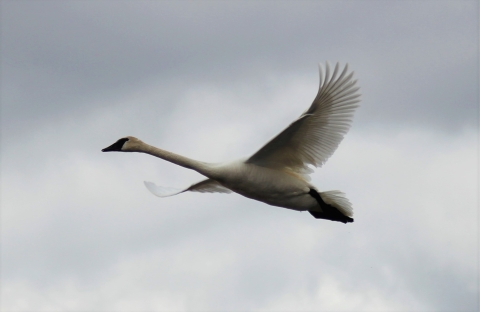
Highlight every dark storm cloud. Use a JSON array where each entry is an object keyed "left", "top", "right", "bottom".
[{"left": 1, "top": 1, "right": 477, "bottom": 137}]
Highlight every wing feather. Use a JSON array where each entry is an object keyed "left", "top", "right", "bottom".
[
  {"left": 185, "top": 179, "right": 232, "bottom": 194},
  {"left": 144, "top": 179, "right": 231, "bottom": 198},
  {"left": 246, "top": 62, "right": 360, "bottom": 175}
]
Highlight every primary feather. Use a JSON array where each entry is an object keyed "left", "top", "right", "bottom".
[
  {"left": 144, "top": 179, "right": 231, "bottom": 197},
  {"left": 246, "top": 62, "right": 360, "bottom": 175}
]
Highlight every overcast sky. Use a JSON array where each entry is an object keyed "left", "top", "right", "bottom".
[{"left": 1, "top": 1, "right": 478, "bottom": 311}]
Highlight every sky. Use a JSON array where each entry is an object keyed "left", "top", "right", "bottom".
[{"left": 1, "top": 1, "right": 478, "bottom": 311}]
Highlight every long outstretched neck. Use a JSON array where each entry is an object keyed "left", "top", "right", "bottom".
[{"left": 137, "top": 143, "right": 214, "bottom": 177}]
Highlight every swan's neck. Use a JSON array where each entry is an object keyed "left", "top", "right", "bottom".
[{"left": 136, "top": 143, "right": 214, "bottom": 177}]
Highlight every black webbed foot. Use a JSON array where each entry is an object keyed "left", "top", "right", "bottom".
[{"left": 308, "top": 189, "right": 354, "bottom": 223}]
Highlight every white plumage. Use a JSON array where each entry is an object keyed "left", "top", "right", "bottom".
[{"left": 103, "top": 62, "right": 360, "bottom": 223}]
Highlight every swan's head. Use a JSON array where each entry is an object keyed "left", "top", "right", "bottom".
[{"left": 102, "top": 136, "right": 144, "bottom": 152}]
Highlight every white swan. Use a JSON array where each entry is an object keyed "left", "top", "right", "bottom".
[{"left": 102, "top": 62, "right": 360, "bottom": 223}]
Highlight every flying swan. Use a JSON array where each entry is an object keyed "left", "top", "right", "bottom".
[{"left": 102, "top": 62, "right": 360, "bottom": 223}]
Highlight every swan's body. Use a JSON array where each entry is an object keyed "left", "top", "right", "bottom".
[{"left": 103, "top": 62, "right": 360, "bottom": 223}]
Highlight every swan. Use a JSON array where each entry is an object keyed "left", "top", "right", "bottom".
[{"left": 102, "top": 62, "right": 360, "bottom": 223}]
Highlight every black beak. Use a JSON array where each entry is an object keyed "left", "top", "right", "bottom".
[
  {"left": 101, "top": 143, "right": 117, "bottom": 152},
  {"left": 102, "top": 138, "right": 129, "bottom": 152}
]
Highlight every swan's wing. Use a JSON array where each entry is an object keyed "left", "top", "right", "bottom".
[
  {"left": 246, "top": 62, "right": 360, "bottom": 174},
  {"left": 185, "top": 179, "right": 232, "bottom": 194},
  {"left": 144, "top": 182, "right": 184, "bottom": 197},
  {"left": 144, "top": 179, "right": 231, "bottom": 198}
]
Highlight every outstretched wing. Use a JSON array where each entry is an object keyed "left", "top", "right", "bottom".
[
  {"left": 246, "top": 62, "right": 360, "bottom": 175},
  {"left": 144, "top": 179, "right": 232, "bottom": 198}
]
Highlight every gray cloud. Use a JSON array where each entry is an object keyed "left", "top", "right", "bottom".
[
  {"left": 1, "top": 1, "right": 478, "bottom": 311},
  {"left": 2, "top": 1, "right": 477, "bottom": 137}
]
